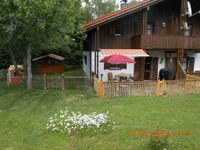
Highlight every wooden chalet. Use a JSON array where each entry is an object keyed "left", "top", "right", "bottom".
[
  {"left": 83, "top": 0, "right": 200, "bottom": 82},
  {"left": 33, "top": 54, "right": 65, "bottom": 74}
]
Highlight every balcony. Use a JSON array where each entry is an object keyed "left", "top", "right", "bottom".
[{"left": 132, "top": 34, "right": 200, "bottom": 49}]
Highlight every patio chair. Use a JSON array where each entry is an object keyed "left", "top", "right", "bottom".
[
  {"left": 107, "top": 72, "right": 113, "bottom": 82},
  {"left": 113, "top": 75, "right": 118, "bottom": 82}
]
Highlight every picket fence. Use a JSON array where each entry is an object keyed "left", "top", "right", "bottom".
[{"left": 94, "top": 75, "right": 200, "bottom": 97}]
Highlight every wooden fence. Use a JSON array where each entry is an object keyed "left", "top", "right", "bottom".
[
  {"left": 0, "top": 78, "right": 7, "bottom": 88},
  {"left": 186, "top": 74, "right": 200, "bottom": 80},
  {"left": 32, "top": 74, "right": 91, "bottom": 90},
  {"left": 104, "top": 81, "right": 158, "bottom": 97},
  {"left": 94, "top": 76, "right": 104, "bottom": 97},
  {"left": 166, "top": 80, "right": 200, "bottom": 95},
  {"left": 0, "top": 75, "right": 91, "bottom": 90},
  {"left": 94, "top": 76, "right": 200, "bottom": 97}
]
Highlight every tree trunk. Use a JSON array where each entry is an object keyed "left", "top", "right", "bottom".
[
  {"left": 27, "top": 43, "right": 32, "bottom": 90},
  {"left": 10, "top": 50, "right": 17, "bottom": 72},
  {"left": 23, "top": 55, "right": 27, "bottom": 84}
]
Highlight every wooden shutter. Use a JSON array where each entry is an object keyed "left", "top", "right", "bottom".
[
  {"left": 134, "top": 58, "right": 145, "bottom": 81},
  {"left": 150, "top": 57, "right": 158, "bottom": 80},
  {"left": 104, "top": 63, "right": 110, "bottom": 70},
  {"left": 173, "top": 57, "right": 177, "bottom": 71},
  {"left": 187, "top": 57, "right": 195, "bottom": 73}
]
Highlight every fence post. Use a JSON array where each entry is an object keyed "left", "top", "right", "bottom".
[
  {"left": 162, "top": 80, "right": 167, "bottom": 95},
  {"left": 7, "top": 79, "right": 10, "bottom": 87},
  {"left": 156, "top": 80, "right": 161, "bottom": 96},
  {"left": 185, "top": 74, "right": 189, "bottom": 80},
  {"left": 98, "top": 81, "right": 104, "bottom": 97},
  {"left": 44, "top": 74, "right": 47, "bottom": 90},
  {"left": 62, "top": 73, "right": 65, "bottom": 90}
]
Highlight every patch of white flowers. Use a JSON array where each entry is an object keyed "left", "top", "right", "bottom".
[{"left": 46, "top": 107, "right": 116, "bottom": 134}]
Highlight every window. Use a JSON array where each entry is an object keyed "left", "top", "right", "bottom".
[
  {"left": 48, "top": 60, "right": 51, "bottom": 66},
  {"left": 108, "top": 27, "right": 123, "bottom": 36},
  {"left": 147, "top": 23, "right": 154, "bottom": 35},
  {"left": 183, "top": 57, "right": 188, "bottom": 72},
  {"left": 84, "top": 55, "right": 87, "bottom": 65},
  {"left": 104, "top": 63, "right": 126, "bottom": 70},
  {"left": 165, "top": 52, "right": 176, "bottom": 70}
]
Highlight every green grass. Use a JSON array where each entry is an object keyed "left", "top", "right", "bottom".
[
  {"left": 0, "top": 87, "right": 200, "bottom": 150},
  {"left": 64, "top": 69, "right": 83, "bottom": 76}
]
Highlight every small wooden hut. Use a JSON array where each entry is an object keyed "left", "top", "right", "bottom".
[
  {"left": 33, "top": 54, "right": 65, "bottom": 74},
  {"left": 8, "top": 65, "right": 24, "bottom": 84}
]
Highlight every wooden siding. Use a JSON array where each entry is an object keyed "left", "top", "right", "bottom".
[
  {"left": 34, "top": 58, "right": 64, "bottom": 74},
  {"left": 97, "top": 11, "right": 143, "bottom": 49},
  {"left": 85, "top": 0, "right": 200, "bottom": 51},
  {"left": 36, "top": 65, "right": 64, "bottom": 74},
  {"left": 132, "top": 35, "right": 200, "bottom": 49}
]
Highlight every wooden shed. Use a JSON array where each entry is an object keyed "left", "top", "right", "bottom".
[{"left": 33, "top": 54, "right": 65, "bottom": 74}]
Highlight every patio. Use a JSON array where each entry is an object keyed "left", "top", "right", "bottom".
[{"left": 98, "top": 49, "right": 149, "bottom": 82}]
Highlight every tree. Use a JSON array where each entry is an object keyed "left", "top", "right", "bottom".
[
  {"left": 82, "top": 0, "right": 118, "bottom": 21},
  {"left": 129, "top": 0, "right": 142, "bottom": 5},
  {"left": 0, "top": 0, "right": 85, "bottom": 90}
]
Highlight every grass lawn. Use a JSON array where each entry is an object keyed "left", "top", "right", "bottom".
[{"left": 0, "top": 86, "right": 200, "bottom": 150}]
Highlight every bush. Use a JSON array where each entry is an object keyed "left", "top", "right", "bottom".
[{"left": 148, "top": 135, "right": 169, "bottom": 150}]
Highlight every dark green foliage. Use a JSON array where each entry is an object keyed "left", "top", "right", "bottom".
[
  {"left": 148, "top": 135, "right": 169, "bottom": 150},
  {"left": 82, "top": 0, "right": 118, "bottom": 21},
  {"left": 0, "top": 0, "right": 86, "bottom": 68}
]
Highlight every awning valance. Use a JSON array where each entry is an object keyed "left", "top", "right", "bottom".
[
  {"left": 100, "top": 49, "right": 149, "bottom": 57},
  {"left": 100, "top": 54, "right": 135, "bottom": 64}
]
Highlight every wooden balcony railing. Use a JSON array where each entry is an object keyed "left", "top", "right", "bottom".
[{"left": 132, "top": 34, "right": 200, "bottom": 49}]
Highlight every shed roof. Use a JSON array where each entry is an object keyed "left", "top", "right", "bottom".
[
  {"left": 32, "top": 54, "right": 65, "bottom": 61},
  {"left": 84, "top": 0, "right": 162, "bottom": 30}
]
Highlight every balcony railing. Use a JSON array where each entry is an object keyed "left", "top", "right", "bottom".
[{"left": 132, "top": 34, "right": 200, "bottom": 49}]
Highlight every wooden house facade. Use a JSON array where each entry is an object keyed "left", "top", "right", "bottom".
[
  {"left": 33, "top": 54, "right": 65, "bottom": 74},
  {"left": 83, "top": 0, "right": 200, "bottom": 81}
]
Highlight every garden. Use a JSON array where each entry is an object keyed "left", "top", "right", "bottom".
[{"left": 0, "top": 86, "right": 200, "bottom": 150}]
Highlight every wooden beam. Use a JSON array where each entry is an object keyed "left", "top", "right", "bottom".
[
  {"left": 140, "top": 57, "right": 145, "bottom": 81},
  {"left": 142, "top": 9, "right": 148, "bottom": 35},
  {"left": 176, "top": 0, "right": 186, "bottom": 79},
  {"left": 179, "top": 0, "right": 187, "bottom": 35},
  {"left": 96, "top": 27, "right": 100, "bottom": 78},
  {"left": 176, "top": 49, "right": 184, "bottom": 79},
  {"left": 89, "top": 36, "right": 92, "bottom": 80},
  {"left": 94, "top": 31, "right": 97, "bottom": 75}
]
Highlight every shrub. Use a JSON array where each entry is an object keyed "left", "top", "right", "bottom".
[
  {"left": 148, "top": 135, "right": 169, "bottom": 150},
  {"left": 46, "top": 107, "right": 116, "bottom": 135}
]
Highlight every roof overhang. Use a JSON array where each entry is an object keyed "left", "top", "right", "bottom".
[
  {"left": 84, "top": 0, "right": 164, "bottom": 31},
  {"left": 100, "top": 49, "right": 149, "bottom": 57},
  {"left": 32, "top": 54, "right": 65, "bottom": 61}
]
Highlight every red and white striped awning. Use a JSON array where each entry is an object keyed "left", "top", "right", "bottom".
[{"left": 100, "top": 49, "right": 149, "bottom": 57}]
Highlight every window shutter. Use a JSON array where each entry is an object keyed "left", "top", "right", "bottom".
[
  {"left": 187, "top": 57, "right": 195, "bottom": 73},
  {"left": 104, "top": 63, "right": 110, "bottom": 69}
]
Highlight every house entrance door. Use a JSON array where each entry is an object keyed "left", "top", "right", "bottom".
[
  {"left": 144, "top": 57, "right": 151, "bottom": 80},
  {"left": 150, "top": 57, "right": 158, "bottom": 80},
  {"left": 134, "top": 57, "right": 145, "bottom": 81},
  {"left": 144, "top": 57, "right": 158, "bottom": 80}
]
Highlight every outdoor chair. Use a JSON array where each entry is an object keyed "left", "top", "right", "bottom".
[
  {"left": 107, "top": 72, "right": 113, "bottom": 82},
  {"left": 112, "top": 75, "right": 119, "bottom": 82}
]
